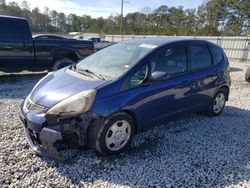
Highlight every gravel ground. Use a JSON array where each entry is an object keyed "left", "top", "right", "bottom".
[{"left": 0, "top": 62, "right": 250, "bottom": 188}]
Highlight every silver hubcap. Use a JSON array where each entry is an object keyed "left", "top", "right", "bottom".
[
  {"left": 105, "top": 120, "right": 131, "bottom": 151},
  {"left": 213, "top": 93, "right": 225, "bottom": 114}
]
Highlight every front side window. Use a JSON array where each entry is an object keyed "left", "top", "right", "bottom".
[
  {"left": 76, "top": 42, "right": 155, "bottom": 80},
  {"left": 129, "top": 64, "right": 149, "bottom": 87},
  {"left": 150, "top": 45, "right": 188, "bottom": 76},
  {"left": 190, "top": 44, "right": 212, "bottom": 70}
]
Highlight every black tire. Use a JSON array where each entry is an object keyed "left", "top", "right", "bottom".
[
  {"left": 53, "top": 58, "right": 74, "bottom": 71},
  {"left": 245, "top": 66, "right": 250, "bottom": 82},
  {"left": 206, "top": 88, "right": 226, "bottom": 117},
  {"left": 88, "top": 112, "right": 135, "bottom": 156}
]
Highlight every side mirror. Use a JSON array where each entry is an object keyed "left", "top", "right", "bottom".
[{"left": 149, "top": 71, "right": 169, "bottom": 82}]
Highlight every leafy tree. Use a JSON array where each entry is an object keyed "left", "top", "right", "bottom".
[
  {"left": 0, "top": 0, "right": 249, "bottom": 36},
  {"left": 68, "top": 13, "right": 82, "bottom": 32},
  {"left": 5, "top": 2, "right": 22, "bottom": 17},
  {"left": 21, "top": 0, "right": 29, "bottom": 11},
  {"left": 0, "top": 0, "right": 6, "bottom": 14},
  {"left": 57, "top": 13, "right": 68, "bottom": 33}
]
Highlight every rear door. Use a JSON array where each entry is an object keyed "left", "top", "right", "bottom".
[
  {"left": 0, "top": 17, "right": 34, "bottom": 68},
  {"left": 188, "top": 43, "right": 218, "bottom": 111}
]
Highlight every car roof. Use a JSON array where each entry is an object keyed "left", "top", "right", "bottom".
[
  {"left": 124, "top": 38, "right": 214, "bottom": 47},
  {"left": 33, "top": 34, "right": 65, "bottom": 38},
  {"left": 0, "top": 15, "right": 27, "bottom": 21}
]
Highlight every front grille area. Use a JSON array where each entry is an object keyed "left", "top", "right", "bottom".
[{"left": 28, "top": 128, "right": 42, "bottom": 145}]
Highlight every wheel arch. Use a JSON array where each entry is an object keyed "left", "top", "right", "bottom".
[
  {"left": 122, "top": 110, "right": 138, "bottom": 134},
  {"left": 51, "top": 48, "right": 80, "bottom": 63},
  {"left": 216, "top": 85, "right": 230, "bottom": 101},
  {"left": 87, "top": 110, "right": 137, "bottom": 154},
  {"left": 102, "top": 110, "right": 139, "bottom": 134}
]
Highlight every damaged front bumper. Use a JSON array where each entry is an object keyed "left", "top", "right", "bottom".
[
  {"left": 19, "top": 101, "right": 101, "bottom": 162},
  {"left": 23, "top": 125, "right": 63, "bottom": 161}
]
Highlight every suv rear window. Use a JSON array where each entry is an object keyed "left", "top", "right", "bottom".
[
  {"left": 210, "top": 45, "right": 224, "bottom": 64},
  {"left": 190, "top": 44, "right": 212, "bottom": 70},
  {"left": 0, "top": 18, "right": 24, "bottom": 40}
]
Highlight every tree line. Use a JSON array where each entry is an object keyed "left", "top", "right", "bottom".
[{"left": 0, "top": 0, "right": 249, "bottom": 36}]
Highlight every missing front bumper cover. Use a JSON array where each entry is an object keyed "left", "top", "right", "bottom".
[
  {"left": 22, "top": 112, "right": 103, "bottom": 162},
  {"left": 25, "top": 127, "right": 64, "bottom": 161}
]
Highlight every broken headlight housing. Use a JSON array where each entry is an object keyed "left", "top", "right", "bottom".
[{"left": 46, "top": 89, "right": 97, "bottom": 116}]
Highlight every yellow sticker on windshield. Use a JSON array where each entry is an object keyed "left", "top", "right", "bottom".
[{"left": 139, "top": 44, "right": 157, "bottom": 49}]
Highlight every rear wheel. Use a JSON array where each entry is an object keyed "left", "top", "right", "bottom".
[
  {"left": 245, "top": 66, "right": 250, "bottom": 82},
  {"left": 88, "top": 112, "right": 135, "bottom": 155},
  {"left": 206, "top": 89, "right": 226, "bottom": 116},
  {"left": 53, "top": 58, "right": 74, "bottom": 71}
]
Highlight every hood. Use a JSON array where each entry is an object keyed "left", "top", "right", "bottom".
[{"left": 30, "top": 68, "right": 109, "bottom": 108}]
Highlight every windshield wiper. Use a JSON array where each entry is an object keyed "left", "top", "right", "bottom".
[
  {"left": 70, "top": 64, "right": 94, "bottom": 78},
  {"left": 71, "top": 65, "right": 106, "bottom": 80},
  {"left": 82, "top": 68, "right": 106, "bottom": 80}
]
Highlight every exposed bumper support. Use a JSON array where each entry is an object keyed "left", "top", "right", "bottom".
[
  {"left": 24, "top": 126, "right": 63, "bottom": 161},
  {"left": 20, "top": 109, "right": 102, "bottom": 162}
]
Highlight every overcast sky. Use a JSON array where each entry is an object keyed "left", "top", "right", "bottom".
[{"left": 6, "top": 0, "right": 205, "bottom": 18}]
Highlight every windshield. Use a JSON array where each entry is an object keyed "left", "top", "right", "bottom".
[{"left": 76, "top": 42, "right": 157, "bottom": 79}]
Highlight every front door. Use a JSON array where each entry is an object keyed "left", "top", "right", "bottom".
[{"left": 128, "top": 44, "right": 193, "bottom": 131}]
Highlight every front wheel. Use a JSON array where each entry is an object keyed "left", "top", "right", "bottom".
[
  {"left": 88, "top": 112, "right": 135, "bottom": 155},
  {"left": 206, "top": 89, "right": 226, "bottom": 116}
]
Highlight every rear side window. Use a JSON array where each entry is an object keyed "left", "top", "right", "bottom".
[
  {"left": 210, "top": 45, "right": 224, "bottom": 64},
  {"left": 0, "top": 18, "right": 24, "bottom": 40},
  {"left": 190, "top": 44, "right": 212, "bottom": 70}
]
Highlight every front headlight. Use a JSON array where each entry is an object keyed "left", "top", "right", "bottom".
[
  {"left": 46, "top": 89, "right": 96, "bottom": 116},
  {"left": 24, "top": 95, "right": 46, "bottom": 112}
]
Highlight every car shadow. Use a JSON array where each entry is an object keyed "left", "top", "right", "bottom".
[
  {"left": 230, "top": 67, "right": 243, "bottom": 72},
  {"left": 43, "top": 105, "right": 250, "bottom": 187}
]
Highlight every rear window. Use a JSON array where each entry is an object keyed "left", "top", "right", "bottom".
[
  {"left": 210, "top": 45, "right": 224, "bottom": 64},
  {"left": 190, "top": 44, "right": 212, "bottom": 70},
  {"left": 0, "top": 18, "right": 24, "bottom": 40}
]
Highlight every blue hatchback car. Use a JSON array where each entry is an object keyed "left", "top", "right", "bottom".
[{"left": 20, "top": 38, "right": 231, "bottom": 160}]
